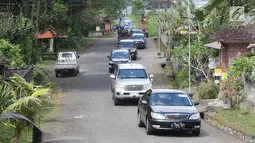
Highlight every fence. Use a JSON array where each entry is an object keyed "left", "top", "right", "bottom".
[{"left": 4, "top": 66, "right": 34, "bottom": 82}]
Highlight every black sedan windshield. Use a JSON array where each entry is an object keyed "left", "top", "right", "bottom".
[
  {"left": 150, "top": 93, "right": 192, "bottom": 106},
  {"left": 117, "top": 69, "right": 147, "bottom": 79},
  {"left": 132, "top": 35, "right": 144, "bottom": 39},
  {"left": 119, "top": 42, "right": 134, "bottom": 48},
  {"left": 111, "top": 51, "right": 129, "bottom": 58}
]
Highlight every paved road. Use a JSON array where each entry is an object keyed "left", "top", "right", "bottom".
[{"left": 42, "top": 37, "right": 245, "bottom": 143}]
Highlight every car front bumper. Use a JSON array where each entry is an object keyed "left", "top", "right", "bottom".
[
  {"left": 55, "top": 68, "right": 77, "bottom": 73},
  {"left": 149, "top": 119, "right": 201, "bottom": 131},
  {"left": 114, "top": 90, "right": 147, "bottom": 99}
]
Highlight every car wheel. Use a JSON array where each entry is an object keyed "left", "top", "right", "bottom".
[
  {"left": 132, "top": 56, "right": 137, "bottom": 60},
  {"left": 114, "top": 97, "right": 120, "bottom": 106},
  {"left": 192, "top": 130, "right": 200, "bottom": 136},
  {"left": 55, "top": 72, "right": 59, "bottom": 77},
  {"left": 137, "top": 112, "right": 144, "bottom": 127},
  {"left": 77, "top": 68, "right": 80, "bottom": 73},
  {"left": 109, "top": 68, "right": 114, "bottom": 73},
  {"left": 146, "top": 118, "right": 153, "bottom": 135},
  {"left": 74, "top": 71, "right": 77, "bottom": 77}
]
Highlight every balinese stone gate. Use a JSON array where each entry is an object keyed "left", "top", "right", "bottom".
[{"left": 213, "top": 28, "right": 255, "bottom": 72}]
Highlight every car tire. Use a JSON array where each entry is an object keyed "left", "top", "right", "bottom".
[
  {"left": 55, "top": 72, "right": 59, "bottom": 77},
  {"left": 114, "top": 97, "right": 120, "bottom": 106},
  {"left": 132, "top": 56, "right": 137, "bottom": 60},
  {"left": 137, "top": 112, "right": 144, "bottom": 127},
  {"left": 77, "top": 68, "right": 80, "bottom": 73},
  {"left": 109, "top": 68, "right": 114, "bottom": 73},
  {"left": 146, "top": 118, "right": 153, "bottom": 135},
  {"left": 74, "top": 71, "right": 77, "bottom": 77},
  {"left": 192, "top": 130, "right": 200, "bottom": 136}
]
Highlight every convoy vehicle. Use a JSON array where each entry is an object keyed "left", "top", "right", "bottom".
[
  {"left": 137, "top": 89, "right": 201, "bottom": 136},
  {"left": 131, "top": 33, "right": 146, "bottom": 49},
  {"left": 130, "top": 29, "right": 144, "bottom": 36},
  {"left": 116, "top": 39, "right": 137, "bottom": 60},
  {"left": 110, "top": 63, "right": 154, "bottom": 105},
  {"left": 107, "top": 49, "right": 131, "bottom": 73},
  {"left": 54, "top": 51, "right": 80, "bottom": 77}
]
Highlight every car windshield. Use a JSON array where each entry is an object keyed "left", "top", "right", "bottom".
[
  {"left": 149, "top": 93, "right": 192, "bottom": 106},
  {"left": 132, "top": 35, "right": 144, "bottom": 39},
  {"left": 111, "top": 51, "right": 129, "bottom": 58},
  {"left": 117, "top": 69, "right": 147, "bottom": 79},
  {"left": 119, "top": 42, "right": 134, "bottom": 48},
  {"left": 58, "top": 53, "right": 76, "bottom": 61},
  {"left": 133, "top": 31, "right": 143, "bottom": 34}
]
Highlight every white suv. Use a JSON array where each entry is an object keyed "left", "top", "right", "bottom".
[{"left": 110, "top": 63, "right": 154, "bottom": 105}]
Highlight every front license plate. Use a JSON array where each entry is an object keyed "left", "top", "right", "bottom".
[
  {"left": 130, "top": 93, "right": 139, "bottom": 96},
  {"left": 173, "top": 123, "right": 185, "bottom": 128}
]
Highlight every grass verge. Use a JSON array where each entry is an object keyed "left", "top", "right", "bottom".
[
  {"left": 0, "top": 123, "right": 32, "bottom": 143},
  {"left": 128, "top": 15, "right": 140, "bottom": 28},
  {"left": 213, "top": 108, "right": 255, "bottom": 135},
  {"left": 129, "top": 14, "right": 158, "bottom": 37}
]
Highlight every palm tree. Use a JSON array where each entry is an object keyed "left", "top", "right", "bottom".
[{"left": 0, "top": 74, "right": 52, "bottom": 142}]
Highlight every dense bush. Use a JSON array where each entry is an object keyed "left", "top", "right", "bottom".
[
  {"left": 172, "top": 67, "right": 195, "bottom": 89},
  {"left": 198, "top": 81, "right": 219, "bottom": 99},
  {"left": 0, "top": 39, "right": 25, "bottom": 67},
  {"left": 33, "top": 64, "right": 51, "bottom": 85}
]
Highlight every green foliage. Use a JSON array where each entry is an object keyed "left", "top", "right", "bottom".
[
  {"left": 0, "top": 82, "right": 15, "bottom": 114},
  {"left": 198, "top": 81, "right": 219, "bottom": 99},
  {"left": 132, "top": 0, "right": 145, "bottom": 15},
  {"left": 33, "top": 64, "right": 51, "bottom": 85},
  {"left": 172, "top": 67, "right": 195, "bottom": 89},
  {"left": 0, "top": 39, "right": 25, "bottom": 67}
]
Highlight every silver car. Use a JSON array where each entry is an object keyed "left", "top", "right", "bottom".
[{"left": 110, "top": 63, "right": 154, "bottom": 105}]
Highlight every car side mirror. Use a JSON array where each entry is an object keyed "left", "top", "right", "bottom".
[
  {"left": 194, "top": 101, "right": 199, "bottom": 106},
  {"left": 141, "top": 100, "right": 148, "bottom": 105},
  {"left": 188, "top": 93, "right": 194, "bottom": 99},
  {"left": 110, "top": 74, "right": 115, "bottom": 79},
  {"left": 107, "top": 56, "right": 110, "bottom": 58},
  {"left": 115, "top": 44, "right": 119, "bottom": 47},
  {"left": 77, "top": 55, "right": 80, "bottom": 58},
  {"left": 149, "top": 74, "right": 154, "bottom": 79}
]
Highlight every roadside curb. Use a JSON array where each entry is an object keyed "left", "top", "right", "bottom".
[{"left": 204, "top": 114, "right": 255, "bottom": 143}]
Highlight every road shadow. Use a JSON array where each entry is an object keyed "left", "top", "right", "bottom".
[
  {"left": 150, "top": 128, "right": 209, "bottom": 138},
  {"left": 115, "top": 99, "right": 139, "bottom": 106}
]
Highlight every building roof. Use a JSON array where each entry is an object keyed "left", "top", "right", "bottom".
[
  {"left": 118, "top": 63, "right": 145, "bottom": 69},
  {"left": 36, "top": 30, "right": 67, "bottom": 39}
]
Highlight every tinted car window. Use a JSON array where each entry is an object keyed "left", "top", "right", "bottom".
[
  {"left": 119, "top": 42, "right": 134, "bottom": 48},
  {"left": 149, "top": 93, "right": 192, "bottom": 106},
  {"left": 111, "top": 51, "right": 129, "bottom": 58},
  {"left": 117, "top": 69, "right": 147, "bottom": 79},
  {"left": 132, "top": 35, "right": 144, "bottom": 39}
]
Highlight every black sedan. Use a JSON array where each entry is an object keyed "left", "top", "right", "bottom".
[
  {"left": 137, "top": 89, "right": 201, "bottom": 136},
  {"left": 107, "top": 49, "right": 131, "bottom": 73}
]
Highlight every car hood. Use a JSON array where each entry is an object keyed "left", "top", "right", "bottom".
[
  {"left": 116, "top": 78, "right": 151, "bottom": 85},
  {"left": 111, "top": 58, "right": 129, "bottom": 62},
  {"left": 151, "top": 106, "right": 198, "bottom": 114}
]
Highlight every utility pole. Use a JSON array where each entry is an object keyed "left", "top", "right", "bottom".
[
  {"left": 157, "top": 0, "right": 161, "bottom": 56},
  {"left": 188, "top": 0, "right": 191, "bottom": 93}
]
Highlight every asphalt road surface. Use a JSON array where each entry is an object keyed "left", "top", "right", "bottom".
[{"left": 42, "top": 37, "right": 245, "bottom": 143}]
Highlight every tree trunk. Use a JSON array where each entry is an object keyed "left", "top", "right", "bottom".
[{"left": 12, "top": 123, "right": 21, "bottom": 143}]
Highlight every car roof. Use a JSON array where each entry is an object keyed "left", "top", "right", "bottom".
[
  {"left": 118, "top": 63, "right": 145, "bottom": 69},
  {"left": 120, "top": 39, "right": 134, "bottom": 42},
  {"left": 151, "top": 89, "right": 186, "bottom": 94},
  {"left": 132, "top": 33, "right": 144, "bottom": 36},
  {"left": 112, "top": 49, "right": 130, "bottom": 53}
]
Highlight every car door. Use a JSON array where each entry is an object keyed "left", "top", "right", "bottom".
[
  {"left": 140, "top": 90, "right": 151, "bottom": 123},
  {"left": 111, "top": 66, "right": 118, "bottom": 92}
]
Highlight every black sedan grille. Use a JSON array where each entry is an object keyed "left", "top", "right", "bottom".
[
  {"left": 124, "top": 85, "right": 143, "bottom": 91},
  {"left": 166, "top": 114, "right": 189, "bottom": 120}
]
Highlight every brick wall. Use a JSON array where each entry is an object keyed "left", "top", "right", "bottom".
[{"left": 220, "top": 43, "right": 249, "bottom": 71}]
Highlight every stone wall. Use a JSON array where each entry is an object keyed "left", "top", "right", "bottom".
[{"left": 220, "top": 43, "right": 249, "bottom": 71}]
